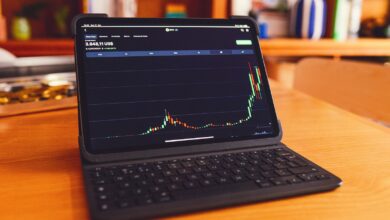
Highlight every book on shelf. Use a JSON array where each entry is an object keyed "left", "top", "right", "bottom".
[
  {"left": 231, "top": 0, "right": 252, "bottom": 16},
  {"left": 331, "top": 0, "right": 362, "bottom": 40},
  {"left": 257, "top": 11, "right": 290, "bottom": 38},
  {"left": 165, "top": 3, "right": 187, "bottom": 18},
  {"left": 86, "top": 0, "right": 137, "bottom": 17},
  {"left": 347, "top": 0, "right": 362, "bottom": 39}
]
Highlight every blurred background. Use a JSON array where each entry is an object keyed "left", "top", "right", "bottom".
[{"left": 0, "top": 0, "right": 389, "bottom": 125}]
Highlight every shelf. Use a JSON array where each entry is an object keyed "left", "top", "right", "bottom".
[
  {"left": 0, "top": 39, "right": 74, "bottom": 57},
  {"left": 1, "top": 38, "right": 390, "bottom": 57},
  {"left": 259, "top": 38, "right": 390, "bottom": 57}
]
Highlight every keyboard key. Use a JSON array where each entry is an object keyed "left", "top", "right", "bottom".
[
  {"left": 274, "top": 169, "right": 291, "bottom": 176},
  {"left": 270, "top": 178, "right": 287, "bottom": 186},
  {"left": 154, "top": 177, "right": 167, "bottom": 185},
  {"left": 146, "top": 172, "right": 160, "bottom": 179},
  {"left": 200, "top": 179, "right": 215, "bottom": 187},
  {"left": 261, "top": 171, "right": 276, "bottom": 178},
  {"left": 217, "top": 170, "right": 230, "bottom": 177},
  {"left": 95, "top": 186, "right": 105, "bottom": 193},
  {"left": 254, "top": 179, "right": 272, "bottom": 188},
  {"left": 113, "top": 176, "right": 125, "bottom": 182},
  {"left": 136, "top": 196, "right": 154, "bottom": 205},
  {"left": 105, "top": 169, "right": 116, "bottom": 176},
  {"left": 289, "top": 166, "right": 319, "bottom": 174},
  {"left": 291, "top": 159, "right": 308, "bottom": 166},
  {"left": 298, "top": 173, "right": 316, "bottom": 181},
  {"left": 168, "top": 183, "right": 183, "bottom": 191},
  {"left": 216, "top": 177, "right": 230, "bottom": 184},
  {"left": 288, "top": 176, "right": 302, "bottom": 184},
  {"left": 193, "top": 166, "right": 207, "bottom": 173},
  {"left": 183, "top": 181, "right": 198, "bottom": 189},
  {"left": 120, "top": 182, "right": 131, "bottom": 189},
  {"left": 207, "top": 164, "right": 219, "bottom": 170},
  {"left": 273, "top": 162, "right": 288, "bottom": 169},
  {"left": 91, "top": 171, "right": 104, "bottom": 178},
  {"left": 99, "top": 203, "right": 109, "bottom": 211},
  {"left": 94, "top": 179, "right": 107, "bottom": 185},
  {"left": 132, "top": 188, "right": 145, "bottom": 195},
  {"left": 203, "top": 172, "right": 215, "bottom": 179},
  {"left": 117, "top": 200, "right": 131, "bottom": 208},
  {"left": 181, "top": 161, "right": 195, "bottom": 168},
  {"left": 231, "top": 168, "right": 244, "bottom": 175},
  {"left": 187, "top": 174, "right": 200, "bottom": 181},
  {"left": 150, "top": 186, "right": 163, "bottom": 193},
  {"left": 178, "top": 168, "right": 192, "bottom": 175},
  {"left": 155, "top": 195, "right": 172, "bottom": 203},
  {"left": 167, "top": 163, "right": 181, "bottom": 169},
  {"left": 170, "top": 176, "right": 185, "bottom": 183},
  {"left": 155, "top": 191, "right": 169, "bottom": 198},
  {"left": 172, "top": 182, "right": 259, "bottom": 200},
  {"left": 287, "top": 161, "right": 299, "bottom": 168},
  {"left": 163, "top": 170, "right": 176, "bottom": 177},
  {"left": 98, "top": 194, "right": 109, "bottom": 200},
  {"left": 196, "top": 160, "right": 207, "bottom": 166},
  {"left": 315, "top": 173, "right": 329, "bottom": 180},
  {"left": 117, "top": 190, "right": 127, "bottom": 198},
  {"left": 245, "top": 165, "right": 257, "bottom": 172},
  {"left": 232, "top": 175, "right": 246, "bottom": 182},
  {"left": 129, "top": 174, "right": 142, "bottom": 180},
  {"left": 246, "top": 173, "right": 261, "bottom": 180},
  {"left": 137, "top": 180, "right": 152, "bottom": 187},
  {"left": 259, "top": 164, "right": 273, "bottom": 171}
]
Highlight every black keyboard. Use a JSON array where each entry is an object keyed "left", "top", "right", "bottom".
[{"left": 87, "top": 147, "right": 330, "bottom": 211}]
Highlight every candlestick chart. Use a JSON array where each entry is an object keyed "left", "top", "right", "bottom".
[{"left": 139, "top": 63, "right": 263, "bottom": 136}]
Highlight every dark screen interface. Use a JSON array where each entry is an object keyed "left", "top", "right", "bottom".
[{"left": 80, "top": 23, "right": 277, "bottom": 152}]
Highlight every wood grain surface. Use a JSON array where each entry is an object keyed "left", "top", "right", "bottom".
[{"left": 0, "top": 81, "right": 389, "bottom": 220}]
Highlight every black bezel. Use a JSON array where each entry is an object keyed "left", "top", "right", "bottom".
[{"left": 73, "top": 15, "right": 282, "bottom": 163}]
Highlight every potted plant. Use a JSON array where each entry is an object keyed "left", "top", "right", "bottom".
[{"left": 12, "top": 2, "right": 47, "bottom": 40}]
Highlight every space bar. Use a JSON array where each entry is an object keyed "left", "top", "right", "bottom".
[{"left": 172, "top": 182, "right": 259, "bottom": 200}]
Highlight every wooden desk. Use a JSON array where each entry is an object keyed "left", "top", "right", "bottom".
[{"left": 1, "top": 81, "right": 390, "bottom": 220}]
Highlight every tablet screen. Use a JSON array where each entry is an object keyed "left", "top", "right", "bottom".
[{"left": 75, "top": 18, "right": 279, "bottom": 154}]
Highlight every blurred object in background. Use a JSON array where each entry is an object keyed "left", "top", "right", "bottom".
[
  {"left": 87, "top": 0, "right": 138, "bottom": 17},
  {"left": 347, "top": 0, "right": 363, "bottom": 39},
  {"left": 0, "top": 72, "right": 76, "bottom": 105},
  {"left": 11, "top": 1, "right": 47, "bottom": 40},
  {"left": 332, "top": 0, "right": 351, "bottom": 41},
  {"left": 0, "top": 54, "right": 74, "bottom": 77},
  {"left": 232, "top": 0, "right": 252, "bottom": 15},
  {"left": 2, "top": 0, "right": 86, "bottom": 39},
  {"left": 165, "top": 3, "right": 187, "bottom": 18},
  {"left": 360, "top": 17, "right": 390, "bottom": 38},
  {"left": 289, "top": 0, "right": 326, "bottom": 40},
  {"left": 53, "top": 5, "right": 70, "bottom": 37},
  {"left": 0, "top": 72, "right": 77, "bottom": 117},
  {"left": 321, "top": 0, "right": 364, "bottom": 40},
  {"left": 0, "top": 48, "right": 15, "bottom": 63},
  {"left": 0, "top": 0, "right": 6, "bottom": 41},
  {"left": 248, "top": 0, "right": 290, "bottom": 38},
  {"left": 0, "top": 48, "right": 76, "bottom": 116},
  {"left": 239, "top": 0, "right": 383, "bottom": 41}
]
